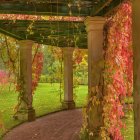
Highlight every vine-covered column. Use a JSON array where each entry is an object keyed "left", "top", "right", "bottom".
[
  {"left": 83, "top": 17, "right": 105, "bottom": 139},
  {"left": 16, "top": 40, "right": 35, "bottom": 121},
  {"left": 62, "top": 47, "right": 75, "bottom": 109},
  {"left": 133, "top": 0, "right": 140, "bottom": 139}
]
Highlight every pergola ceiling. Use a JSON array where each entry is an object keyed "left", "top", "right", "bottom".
[
  {"left": 0, "top": 0, "right": 122, "bottom": 48},
  {"left": 0, "top": 20, "right": 87, "bottom": 48}
]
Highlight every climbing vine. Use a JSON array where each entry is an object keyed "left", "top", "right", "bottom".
[
  {"left": 102, "top": 1, "right": 132, "bottom": 139},
  {"left": 81, "top": 1, "right": 132, "bottom": 140},
  {"left": 0, "top": 34, "right": 44, "bottom": 116},
  {"left": 32, "top": 44, "right": 44, "bottom": 94},
  {"left": 42, "top": 46, "right": 87, "bottom": 102}
]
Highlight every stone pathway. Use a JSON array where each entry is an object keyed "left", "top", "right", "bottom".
[{"left": 4, "top": 109, "right": 82, "bottom": 140}]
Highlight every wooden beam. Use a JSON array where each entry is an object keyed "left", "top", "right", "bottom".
[
  {"left": 0, "top": 1, "right": 90, "bottom": 16},
  {"left": 0, "top": 28, "right": 23, "bottom": 40},
  {"left": 98, "top": 0, "right": 123, "bottom": 16},
  {"left": 0, "top": 20, "right": 85, "bottom": 29},
  {"left": 90, "top": 0, "right": 113, "bottom": 16},
  {"left": 0, "top": 25, "right": 87, "bottom": 49},
  {"left": 0, "top": 19, "right": 86, "bottom": 39}
]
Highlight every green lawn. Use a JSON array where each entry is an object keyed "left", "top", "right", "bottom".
[
  {"left": 0, "top": 83, "right": 134, "bottom": 139},
  {"left": 122, "top": 111, "right": 134, "bottom": 140},
  {"left": 0, "top": 83, "right": 88, "bottom": 138}
]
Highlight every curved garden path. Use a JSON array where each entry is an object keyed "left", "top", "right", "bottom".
[{"left": 4, "top": 109, "right": 82, "bottom": 140}]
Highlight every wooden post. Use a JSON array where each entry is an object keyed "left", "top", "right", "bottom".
[
  {"left": 62, "top": 47, "right": 75, "bottom": 109},
  {"left": 84, "top": 16, "right": 105, "bottom": 139},
  {"left": 16, "top": 40, "right": 35, "bottom": 121},
  {"left": 133, "top": 0, "right": 140, "bottom": 139}
]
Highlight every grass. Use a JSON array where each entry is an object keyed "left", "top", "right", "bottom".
[
  {"left": 0, "top": 83, "right": 134, "bottom": 139},
  {"left": 122, "top": 111, "right": 134, "bottom": 140},
  {"left": 0, "top": 83, "right": 88, "bottom": 138},
  {"left": 33, "top": 83, "right": 88, "bottom": 116}
]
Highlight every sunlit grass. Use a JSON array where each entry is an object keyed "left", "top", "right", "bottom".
[
  {"left": 122, "top": 111, "right": 134, "bottom": 140},
  {"left": 0, "top": 83, "right": 88, "bottom": 138}
]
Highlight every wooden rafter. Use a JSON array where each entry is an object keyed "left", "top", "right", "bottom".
[
  {"left": 0, "top": 0, "right": 122, "bottom": 16},
  {"left": 0, "top": 19, "right": 87, "bottom": 48},
  {"left": 0, "top": 1, "right": 91, "bottom": 16},
  {"left": 0, "top": 0, "right": 122, "bottom": 48}
]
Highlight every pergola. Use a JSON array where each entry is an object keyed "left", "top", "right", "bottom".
[
  {"left": 0, "top": 0, "right": 140, "bottom": 139},
  {"left": 0, "top": 0, "right": 121, "bottom": 48}
]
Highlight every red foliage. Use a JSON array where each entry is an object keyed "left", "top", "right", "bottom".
[
  {"left": 32, "top": 45, "right": 44, "bottom": 94},
  {"left": 103, "top": 1, "right": 132, "bottom": 139},
  {"left": 15, "top": 44, "right": 44, "bottom": 94},
  {"left": 73, "top": 49, "right": 84, "bottom": 65},
  {"left": 0, "top": 14, "right": 84, "bottom": 22}
]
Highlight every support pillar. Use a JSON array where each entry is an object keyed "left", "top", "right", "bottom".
[
  {"left": 62, "top": 47, "right": 75, "bottom": 109},
  {"left": 133, "top": 0, "right": 140, "bottom": 139},
  {"left": 84, "top": 17, "right": 105, "bottom": 139},
  {"left": 16, "top": 40, "right": 35, "bottom": 121}
]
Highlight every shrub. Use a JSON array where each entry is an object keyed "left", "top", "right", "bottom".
[{"left": 39, "top": 75, "right": 47, "bottom": 83}]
